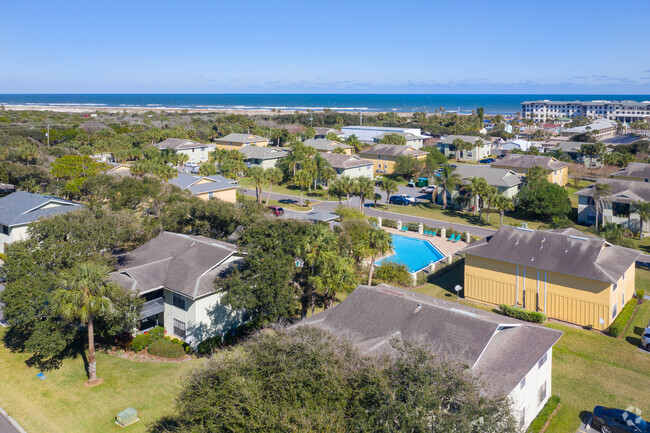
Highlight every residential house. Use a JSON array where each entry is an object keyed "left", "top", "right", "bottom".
[
  {"left": 303, "top": 138, "right": 353, "bottom": 154},
  {"left": 491, "top": 154, "right": 570, "bottom": 186},
  {"left": 373, "top": 131, "right": 426, "bottom": 149},
  {"left": 213, "top": 133, "right": 269, "bottom": 150},
  {"left": 461, "top": 226, "right": 640, "bottom": 329},
  {"left": 358, "top": 144, "right": 428, "bottom": 175},
  {"left": 155, "top": 138, "right": 216, "bottom": 163},
  {"left": 314, "top": 128, "right": 344, "bottom": 140},
  {"left": 560, "top": 118, "right": 617, "bottom": 139},
  {"left": 574, "top": 178, "right": 650, "bottom": 233},
  {"left": 545, "top": 140, "right": 607, "bottom": 168},
  {"left": 611, "top": 162, "right": 650, "bottom": 182},
  {"left": 109, "top": 232, "right": 244, "bottom": 344},
  {"left": 297, "top": 284, "right": 563, "bottom": 430},
  {"left": 169, "top": 173, "right": 239, "bottom": 203},
  {"left": 105, "top": 162, "right": 133, "bottom": 177},
  {"left": 239, "top": 146, "right": 289, "bottom": 169},
  {"left": 500, "top": 139, "right": 537, "bottom": 152},
  {"left": 319, "top": 153, "right": 373, "bottom": 179},
  {"left": 435, "top": 164, "right": 523, "bottom": 208},
  {"left": 0, "top": 183, "right": 15, "bottom": 196},
  {"left": 342, "top": 126, "right": 427, "bottom": 148},
  {"left": 436, "top": 135, "right": 492, "bottom": 162},
  {"left": 0, "top": 191, "right": 83, "bottom": 254}
]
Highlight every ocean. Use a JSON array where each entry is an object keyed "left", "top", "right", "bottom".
[{"left": 1, "top": 94, "right": 649, "bottom": 115}]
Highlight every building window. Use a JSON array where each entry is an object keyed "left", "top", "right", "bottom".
[
  {"left": 208, "top": 191, "right": 214, "bottom": 199},
  {"left": 612, "top": 302, "right": 617, "bottom": 319},
  {"left": 519, "top": 407, "right": 526, "bottom": 428},
  {"left": 538, "top": 381, "right": 547, "bottom": 406},
  {"left": 1, "top": 225, "right": 7, "bottom": 235},
  {"left": 622, "top": 292, "right": 625, "bottom": 306},
  {"left": 173, "top": 293, "right": 186, "bottom": 310},
  {"left": 173, "top": 318, "right": 186, "bottom": 338},
  {"left": 538, "top": 352, "right": 547, "bottom": 368},
  {"left": 612, "top": 202, "right": 630, "bottom": 218},
  {"left": 613, "top": 282, "right": 617, "bottom": 292},
  {"left": 520, "top": 377, "right": 526, "bottom": 389}
]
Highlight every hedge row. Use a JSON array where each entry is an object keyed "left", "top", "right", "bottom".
[
  {"left": 499, "top": 304, "right": 547, "bottom": 323},
  {"left": 609, "top": 298, "right": 637, "bottom": 337},
  {"left": 148, "top": 338, "right": 187, "bottom": 358},
  {"left": 131, "top": 326, "right": 165, "bottom": 351},
  {"left": 527, "top": 395, "right": 561, "bottom": 433},
  {"left": 381, "top": 218, "right": 466, "bottom": 239}
]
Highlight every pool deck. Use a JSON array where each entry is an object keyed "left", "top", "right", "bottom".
[{"left": 382, "top": 227, "right": 467, "bottom": 258}]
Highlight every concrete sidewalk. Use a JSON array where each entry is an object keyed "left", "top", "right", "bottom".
[{"left": 0, "top": 407, "right": 26, "bottom": 433}]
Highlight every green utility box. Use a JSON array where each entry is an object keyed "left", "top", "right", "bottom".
[
  {"left": 417, "top": 177, "right": 429, "bottom": 187},
  {"left": 116, "top": 407, "right": 139, "bottom": 428}
]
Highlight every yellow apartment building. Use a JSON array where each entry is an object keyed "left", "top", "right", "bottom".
[
  {"left": 169, "top": 173, "right": 239, "bottom": 203},
  {"left": 460, "top": 226, "right": 640, "bottom": 329},
  {"left": 358, "top": 144, "right": 428, "bottom": 175},
  {"left": 492, "top": 154, "right": 570, "bottom": 186},
  {"left": 213, "top": 133, "right": 269, "bottom": 150},
  {"left": 303, "top": 138, "right": 353, "bottom": 155}
]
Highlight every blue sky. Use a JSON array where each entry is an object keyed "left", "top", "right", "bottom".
[{"left": 1, "top": 0, "right": 650, "bottom": 94}]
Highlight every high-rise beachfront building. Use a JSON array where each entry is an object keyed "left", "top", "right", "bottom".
[{"left": 521, "top": 100, "right": 650, "bottom": 123}]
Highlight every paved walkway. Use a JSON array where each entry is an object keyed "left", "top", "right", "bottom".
[{"left": 381, "top": 226, "right": 467, "bottom": 257}]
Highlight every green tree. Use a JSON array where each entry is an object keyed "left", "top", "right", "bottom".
[
  {"left": 294, "top": 169, "right": 312, "bottom": 207},
  {"left": 378, "top": 133, "right": 407, "bottom": 146},
  {"left": 493, "top": 194, "right": 515, "bottom": 226},
  {"left": 580, "top": 142, "right": 605, "bottom": 173},
  {"left": 247, "top": 166, "right": 266, "bottom": 204},
  {"left": 345, "top": 134, "right": 363, "bottom": 152},
  {"left": 51, "top": 262, "right": 122, "bottom": 385},
  {"left": 198, "top": 163, "right": 218, "bottom": 176},
  {"left": 320, "top": 166, "right": 338, "bottom": 199},
  {"left": 380, "top": 178, "right": 399, "bottom": 210},
  {"left": 483, "top": 185, "right": 499, "bottom": 223},
  {"left": 264, "top": 167, "right": 284, "bottom": 206},
  {"left": 18, "top": 143, "right": 39, "bottom": 166},
  {"left": 466, "top": 177, "right": 488, "bottom": 217},
  {"left": 337, "top": 175, "right": 355, "bottom": 208},
  {"left": 435, "top": 164, "right": 461, "bottom": 210},
  {"left": 477, "top": 106, "right": 484, "bottom": 124},
  {"left": 51, "top": 155, "right": 109, "bottom": 197},
  {"left": 517, "top": 178, "right": 571, "bottom": 220},
  {"left": 590, "top": 183, "right": 612, "bottom": 234},
  {"left": 366, "top": 228, "right": 392, "bottom": 285},
  {"left": 304, "top": 126, "right": 316, "bottom": 139},
  {"left": 633, "top": 201, "right": 650, "bottom": 239},
  {"left": 393, "top": 155, "right": 423, "bottom": 180},
  {"left": 353, "top": 177, "right": 374, "bottom": 213}
]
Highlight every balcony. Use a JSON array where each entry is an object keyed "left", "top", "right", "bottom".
[{"left": 141, "top": 297, "right": 165, "bottom": 319}]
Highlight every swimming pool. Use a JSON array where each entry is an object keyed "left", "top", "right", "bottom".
[{"left": 376, "top": 234, "right": 446, "bottom": 272}]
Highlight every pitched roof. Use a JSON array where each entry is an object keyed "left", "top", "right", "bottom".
[
  {"left": 460, "top": 225, "right": 641, "bottom": 283},
  {"left": 303, "top": 138, "right": 353, "bottom": 152},
  {"left": 297, "top": 284, "right": 562, "bottom": 395},
  {"left": 110, "top": 232, "right": 239, "bottom": 299},
  {"left": 611, "top": 162, "right": 650, "bottom": 180},
  {"left": 239, "top": 146, "right": 289, "bottom": 160},
  {"left": 315, "top": 127, "right": 341, "bottom": 135},
  {"left": 437, "top": 135, "right": 489, "bottom": 145},
  {"left": 217, "top": 133, "right": 269, "bottom": 144},
  {"left": 492, "top": 154, "right": 570, "bottom": 171},
  {"left": 0, "top": 191, "right": 82, "bottom": 227},
  {"left": 169, "top": 173, "right": 239, "bottom": 194},
  {"left": 0, "top": 183, "right": 15, "bottom": 194},
  {"left": 319, "top": 153, "right": 373, "bottom": 169},
  {"left": 574, "top": 178, "right": 650, "bottom": 203},
  {"left": 454, "top": 165, "right": 523, "bottom": 188},
  {"left": 155, "top": 138, "right": 211, "bottom": 150},
  {"left": 374, "top": 131, "right": 426, "bottom": 141},
  {"left": 359, "top": 144, "right": 428, "bottom": 157},
  {"left": 562, "top": 118, "right": 617, "bottom": 134}
]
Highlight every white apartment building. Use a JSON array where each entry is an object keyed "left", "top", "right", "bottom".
[{"left": 521, "top": 100, "right": 650, "bottom": 123}]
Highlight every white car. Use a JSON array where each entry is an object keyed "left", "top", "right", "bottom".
[
  {"left": 398, "top": 194, "right": 416, "bottom": 203},
  {"left": 186, "top": 162, "right": 198, "bottom": 168},
  {"left": 642, "top": 325, "right": 650, "bottom": 350},
  {"left": 420, "top": 186, "right": 436, "bottom": 194}
]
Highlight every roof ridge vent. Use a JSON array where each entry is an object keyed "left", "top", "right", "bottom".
[
  {"left": 516, "top": 227, "right": 534, "bottom": 232},
  {"left": 569, "top": 235, "right": 588, "bottom": 241}
]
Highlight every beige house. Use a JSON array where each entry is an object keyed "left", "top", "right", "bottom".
[
  {"left": 213, "top": 133, "right": 269, "bottom": 150},
  {"left": 436, "top": 135, "right": 492, "bottom": 162},
  {"left": 492, "top": 154, "right": 570, "bottom": 186},
  {"left": 169, "top": 173, "right": 239, "bottom": 203},
  {"left": 303, "top": 138, "right": 353, "bottom": 155},
  {"left": 319, "top": 153, "right": 373, "bottom": 179},
  {"left": 435, "top": 164, "right": 523, "bottom": 208},
  {"left": 155, "top": 138, "right": 215, "bottom": 163},
  {"left": 611, "top": 162, "right": 650, "bottom": 183},
  {"left": 105, "top": 162, "right": 133, "bottom": 177},
  {"left": 110, "top": 232, "right": 245, "bottom": 344},
  {"left": 461, "top": 226, "right": 640, "bottom": 329},
  {"left": 358, "top": 144, "right": 428, "bottom": 175},
  {"left": 239, "top": 146, "right": 289, "bottom": 169}
]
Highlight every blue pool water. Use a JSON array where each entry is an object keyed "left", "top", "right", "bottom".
[{"left": 376, "top": 234, "right": 445, "bottom": 272}]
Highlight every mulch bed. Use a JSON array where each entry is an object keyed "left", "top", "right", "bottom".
[{"left": 107, "top": 349, "right": 193, "bottom": 363}]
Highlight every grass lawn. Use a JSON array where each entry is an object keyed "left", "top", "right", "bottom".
[
  {"left": 239, "top": 177, "right": 329, "bottom": 201},
  {"left": 241, "top": 194, "right": 313, "bottom": 212},
  {"left": 0, "top": 328, "right": 203, "bottom": 433}
]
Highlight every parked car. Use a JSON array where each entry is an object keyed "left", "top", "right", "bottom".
[
  {"left": 420, "top": 186, "right": 436, "bottom": 194},
  {"left": 374, "top": 180, "right": 384, "bottom": 187},
  {"left": 267, "top": 205, "right": 284, "bottom": 216},
  {"left": 190, "top": 166, "right": 200, "bottom": 174},
  {"left": 479, "top": 158, "right": 495, "bottom": 164},
  {"left": 389, "top": 195, "right": 410, "bottom": 206},
  {"left": 397, "top": 194, "right": 416, "bottom": 203},
  {"left": 592, "top": 406, "right": 649, "bottom": 433},
  {"left": 406, "top": 181, "right": 416, "bottom": 188},
  {"left": 642, "top": 324, "right": 650, "bottom": 350},
  {"left": 186, "top": 162, "right": 198, "bottom": 168}
]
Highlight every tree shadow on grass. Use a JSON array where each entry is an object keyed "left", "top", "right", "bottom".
[{"left": 147, "top": 415, "right": 180, "bottom": 433}]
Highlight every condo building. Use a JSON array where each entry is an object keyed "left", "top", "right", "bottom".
[{"left": 521, "top": 100, "right": 650, "bottom": 123}]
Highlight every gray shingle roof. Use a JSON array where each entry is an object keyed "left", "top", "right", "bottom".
[
  {"left": 319, "top": 153, "right": 373, "bottom": 169},
  {"left": 437, "top": 135, "right": 488, "bottom": 145},
  {"left": 359, "top": 144, "right": 428, "bottom": 157},
  {"left": 461, "top": 226, "right": 640, "bottom": 283},
  {"left": 492, "top": 154, "right": 570, "bottom": 171},
  {"left": 169, "top": 173, "right": 239, "bottom": 194},
  {"left": 374, "top": 131, "right": 426, "bottom": 141},
  {"left": 110, "top": 232, "right": 239, "bottom": 299},
  {"left": 454, "top": 165, "right": 523, "bottom": 188},
  {"left": 574, "top": 178, "right": 650, "bottom": 203},
  {"left": 239, "top": 146, "right": 290, "bottom": 160},
  {"left": 155, "top": 138, "right": 211, "bottom": 150},
  {"left": 611, "top": 163, "right": 650, "bottom": 180},
  {"left": 0, "top": 191, "right": 82, "bottom": 227},
  {"left": 217, "top": 133, "right": 269, "bottom": 144},
  {"left": 297, "top": 284, "right": 562, "bottom": 394},
  {"left": 303, "top": 139, "right": 352, "bottom": 151},
  {"left": 562, "top": 119, "right": 617, "bottom": 133}
]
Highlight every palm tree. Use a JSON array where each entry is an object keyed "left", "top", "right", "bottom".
[
  {"left": 380, "top": 179, "right": 399, "bottom": 210},
  {"left": 299, "top": 225, "right": 338, "bottom": 315},
  {"left": 367, "top": 228, "right": 392, "bottom": 285},
  {"left": 264, "top": 167, "right": 283, "bottom": 206},
  {"left": 436, "top": 164, "right": 461, "bottom": 210},
  {"left": 632, "top": 201, "right": 650, "bottom": 239},
  {"left": 483, "top": 185, "right": 499, "bottom": 223},
  {"left": 466, "top": 177, "right": 488, "bottom": 217},
  {"left": 451, "top": 138, "right": 465, "bottom": 161},
  {"left": 51, "top": 262, "right": 122, "bottom": 385},
  {"left": 338, "top": 175, "right": 354, "bottom": 208},
  {"left": 354, "top": 177, "right": 375, "bottom": 213},
  {"left": 493, "top": 195, "right": 514, "bottom": 226},
  {"left": 320, "top": 166, "right": 338, "bottom": 199},
  {"left": 591, "top": 183, "right": 612, "bottom": 234},
  {"left": 248, "top": 166, "right": 266, "bottom": 204},
  {"left": 294, "top": 169, "right": 312, "bottom": 207}
]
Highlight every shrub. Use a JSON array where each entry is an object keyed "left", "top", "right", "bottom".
[
  {"left": 499, "top": 304, "right": 547, "bottom": 323},
  {"left": 636, "top": 289, "right": 645, "bottom": 300},
  {"left": 395, "top": 176, "right": 405, "bottom": 182},
  {"left": 374, "top": 262, "right": 411, "bottom": 286},
  {"left": 197, "top": 334, "right": 223, "bottom": 355},
  {"left": 382, "top": 218, "right": 398, "bottom": 229},
  {"left": 114, "top": 332, "right": 133, "bottom": 351},
  {"left": 147, "top": 326, "right": 166, "bottom": 343},
  {"left": 131, "top": 333, "right": 149, "bottom": 352},
  {"left": 609, "top": 298, "right": 637, "bottom": 337},
  {"left": 149, "top": 338, "right": 186, "bottom": 358},
  {"left": 527, "top": 395, "right": 561, "bottom": 433}
]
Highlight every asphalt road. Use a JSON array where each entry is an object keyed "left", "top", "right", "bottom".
[{"left": 0, "top": 412, "right": 22, "bottom": 433}]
